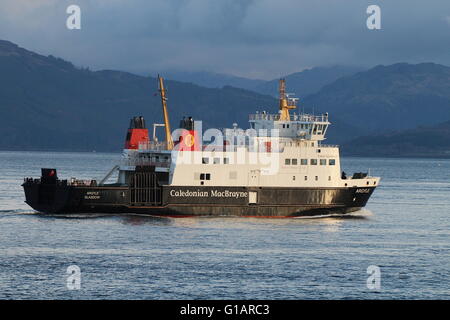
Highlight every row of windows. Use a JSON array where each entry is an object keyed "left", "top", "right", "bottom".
[
  {"left": 285, "top": 159, "right": 336, "bottom": 166},
  {"left": 202, "top": 157, "right": 230, "bottom": 164},
  {"left": 139, "top": 154, "right": 170, "bottom": 162},
  {"left": 200, "top": 173, "right": 332, "bottom": 182},
  {"left": 279, "top": 123, "right": 328, "bottom": 132},
  {"left": 294, "top": 175, "right": 332, "bottom": 181},
  {"left": 200, "top": 157, "right": 335, "bottom": 166}
]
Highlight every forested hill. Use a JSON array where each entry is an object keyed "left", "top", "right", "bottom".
[{"left": 0, "top": 40, "right": 277, "bottom": 151}]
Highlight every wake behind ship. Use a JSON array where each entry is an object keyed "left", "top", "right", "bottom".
[{"left": 23, "top": 76, "right": 380, "bottom": 217}]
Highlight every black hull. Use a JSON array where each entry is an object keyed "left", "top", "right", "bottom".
[{"left": 22, "top": 181, "right": 376, "bottom": 217}]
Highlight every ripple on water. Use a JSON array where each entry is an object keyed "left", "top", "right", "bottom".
[{"left": 1, "top": 152, "right": 450, "bottom": 299}]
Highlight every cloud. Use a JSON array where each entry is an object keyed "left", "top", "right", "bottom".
[{"left": 1, "top": 0, "right": 450, "bottom": 79}]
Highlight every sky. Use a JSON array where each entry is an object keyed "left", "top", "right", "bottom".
[{"left": 0, "top": 0, "right": 450, "bottom": 79}]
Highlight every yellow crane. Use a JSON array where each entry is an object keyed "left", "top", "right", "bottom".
[
  {"left": 157, "top": 75, "right": 174, "bottom": 150},
  {"left": 278, "top": 79, "right": 297, "bottom": 121}
]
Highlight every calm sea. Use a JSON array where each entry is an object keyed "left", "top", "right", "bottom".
[{"left": 0, "top": 151, "right": 449, "bottom": 299}]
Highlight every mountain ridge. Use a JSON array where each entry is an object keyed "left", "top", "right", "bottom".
[
  {"left": 302, "top": 62, "right": 450, "bottom": 133},
  {"left": 0, "top": 40, "right": 279, "bottom": 151},
  {"left": 2, "top": 39, "right": 450, "bottom": 157}
]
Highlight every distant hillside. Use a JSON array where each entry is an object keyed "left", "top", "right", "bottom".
[
  {"left": 254, "top": 66, "right": 364, "bottom": 98},
  {"left": 343, "top": 121, "right": 450, "bottom": 158},
  {"left": 302, "top": 63, "right": 450, "bottom": 133},
  {"left": 160, "top": 71, "right": 265, "bottom": 91},
  {"left": 2, "top": 39, "right": 450, "bottom": 157},
  {"left": 0, "top": 40, "right": 279, "bottom": 151}
]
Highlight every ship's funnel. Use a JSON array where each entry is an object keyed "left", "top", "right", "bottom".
[
  {"left": 124, "top": 116, "right": 150, "bottom": 150},
  {"left": 176, "top": 116, "right": 200, "bottom": 151}
]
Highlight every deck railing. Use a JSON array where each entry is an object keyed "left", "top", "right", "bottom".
[
  {"left": 249, "top": 113, "right": 329, "bottom": 123},
  {"left": 138, "top": 141, "right": 168, "bottom": 151}
]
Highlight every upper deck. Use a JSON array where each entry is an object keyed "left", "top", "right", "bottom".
[
  {"left": 245, "top": 79, "right": 330, "bottom": 141},
  {"left": 247, "top": 111, "right": 330, "bottom": 141}
]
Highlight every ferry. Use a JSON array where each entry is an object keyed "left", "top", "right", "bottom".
[{"left": 22, "top": 76, "right": 380, "bottom": 217}]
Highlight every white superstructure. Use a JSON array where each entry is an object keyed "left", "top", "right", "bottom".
[{"left": 118, "top": 79, "right": 379, "bottom": 190}]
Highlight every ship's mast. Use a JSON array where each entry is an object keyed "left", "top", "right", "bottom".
[
  {"left": 279, "top": 79, "right": 296, "bottom": 121},
  {"left": 158, "top": 75, "right": 174, "bottom": 150}
]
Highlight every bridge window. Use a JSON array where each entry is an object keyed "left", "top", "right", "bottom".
[
  {"left": 329, "top": 159, "right": 336, "bottom": 165},
  {"left": 320, "top": 159, "right": 327, "bottom": 165},
  {"left": 310, "top": 159, "right": 317, "bottom": 165},
  {"left": 300, "top": 159, "right": 307, "bottom": 165},
  {"left": 317, "top": 124, "right": 323, "bottom": 134}
]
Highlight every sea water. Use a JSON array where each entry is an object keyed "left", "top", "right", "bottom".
[{"left": 0, "top": 151, "right": 449, "bottom": 299}]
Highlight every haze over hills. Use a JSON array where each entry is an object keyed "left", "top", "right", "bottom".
[
  {"left": 162, "top": 66, "right": 364, "bottom": 99},
  {"left": 253, "top": 66, "right": 365, "bottom": 98},
  {"left": 160, "top": 71, "right": 266, "bottom": 91}
]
